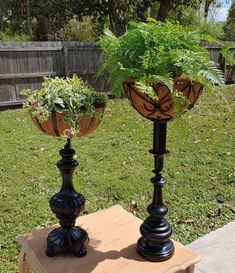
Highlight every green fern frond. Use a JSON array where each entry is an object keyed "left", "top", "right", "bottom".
[{"left": 199, "top": 62, "right": 225, "bottom": 86}]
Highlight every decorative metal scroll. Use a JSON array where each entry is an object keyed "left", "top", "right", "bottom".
[{"left": 123, "top": 78, "right": 203, "bottom": 122}]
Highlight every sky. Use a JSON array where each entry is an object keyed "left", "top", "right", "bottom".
[{"left": 210, "top": 0, "right": 232, "bottom": 21}]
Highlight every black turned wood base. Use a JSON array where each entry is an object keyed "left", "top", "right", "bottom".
[
  {"left": 46, "top": 226, "right": 89, "bottom": 257},
  {"left": 137, "top": 238, "right": 174, "bottom": 262},
  {"left": 46, "top": 139, "right": 89, "bottom": 257},
  {"left": 137, "top": 122, "right": 174, "bottom": 262}
]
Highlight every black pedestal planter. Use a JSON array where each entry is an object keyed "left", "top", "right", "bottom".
[
  {"left": 46, "top": 139, "right": 89, "bottom": 257},
  {"left": 137, "top": 122, "right": 174, "bottom": 262},
  {"left": 122, "top": 79, "right": 203, "bottom": 262}
]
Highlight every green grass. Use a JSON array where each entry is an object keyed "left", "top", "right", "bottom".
[{"left": 0, "top": 86, "right": 234, "bottom": 272}]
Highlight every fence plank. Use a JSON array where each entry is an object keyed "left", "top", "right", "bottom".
[{"left": 63, "top": 46, "right": 69, "bottom": 76}]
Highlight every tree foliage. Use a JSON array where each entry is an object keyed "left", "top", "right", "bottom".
[
  {"left": 56, "top": 16, "right": 99, "bottom": 42},
  {"left": 29, "top": 0, "right": 74, "bottom": 40},
  {"left": 0, "top": 0, "right": 234, "bottom": 41},
  {"left": 168, "top": 5, "right": 225, "bottom": 40},
  {"left": 204, "top": 0, "right": 218, "bottom": 21},
  {"left": 0, "top": 0, "right": 26, "bottom": 34},
  {"left": 224, "top": 0, "right": 235, "bottom": 40},
  {"left": 0, "top": 0, "right": 74, "bottom": 40},
  {"left": 70, "top": 0, "right": 210, "bottom": 36},
  {"left": 156, "top": 0, "right": 202, "bottom": 21}
]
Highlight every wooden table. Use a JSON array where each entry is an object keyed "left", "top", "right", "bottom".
[{"left": 16, "top": 205, "right": 200, "bottom": 273}]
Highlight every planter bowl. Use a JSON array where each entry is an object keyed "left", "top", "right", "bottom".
[
  {"left": 30, "top": 105, "right": 105, "bottom": 137},
  {"left": 123, "top": 78, "right": 203, "bottom": 121}
]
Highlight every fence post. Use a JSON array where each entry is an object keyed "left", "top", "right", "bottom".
[{"left": 63, "top": 45, "right": 69, "bottom": 77}]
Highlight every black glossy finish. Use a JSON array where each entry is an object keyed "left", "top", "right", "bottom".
[
  {"left": 46, "top": 139, "right": 89, "bottom": 257},
  {"left": 137, "top": 122, "right": 174, "bottom": 262}
]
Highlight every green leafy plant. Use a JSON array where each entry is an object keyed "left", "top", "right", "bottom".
[
  {"left": 98, "top": 19, "right": 225, "bottom": 100},
  {"left": 0, "top": 31, "right": 30, "bottom": 42},
  {"left": 56, "top": 16, "right": 100, "bottom": 42},
  {"left": 22, "top": 75, "right": 106, "bottom": 137},
  {"left": 221, "top": 42, "right": 235, "bottom": 66}
]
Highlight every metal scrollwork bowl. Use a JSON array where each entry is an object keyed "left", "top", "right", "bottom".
[{"left": 123, "top": 78, "right": 203, "bottom": 121}]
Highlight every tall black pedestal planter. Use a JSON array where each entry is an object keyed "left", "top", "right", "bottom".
[
  {"left": 122, "top": 78, "right": 203, "bottom": 262},
  {"left": 46, "top": 139, "right": 89, "bottom": 257},
  {"left": 137, "top": 122, "right": 174, "bottom": 262}
]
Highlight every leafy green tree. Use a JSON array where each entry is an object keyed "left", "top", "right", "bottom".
[
  {"left": 29, "top": 0, "right": 74, "bottom": 40},
  {"left": 0, "top": 0, "right": 7, "bottom": 32},
  {"left": 56, "top": 16, "right": 99, "bottom": 42},
  {"left": 156, "top": 0, "right": 201, "bottom": 21},
  {"left": 204, "top": 0, "right": 218, "bottom": 21},
  {"left": 71, "top": 0, "right": 132, "bottom": 36},
  {"left": 0, "top": 0, "right": 74, "bottom": 40},
  {"left": 224, "top": 0, "right": 235, "bottom": 40},
  {"left": 168, "top": 5, "right": 225, "bottom": 40},
  {"left": 1, "top": 0, "right": 232, "bottom": 41},
  {"left": 71, "top": 0, "right": 203, "bottom": 36},
  {"left": 0, "top": 0, "right": 29, "bottom": 38}
]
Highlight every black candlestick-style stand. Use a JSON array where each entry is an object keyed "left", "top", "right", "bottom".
[
  {"left": 46, "top": 138, "right": 89, "bottom": 257},
  {"left": 137, "top": 122, "right": 174, "bottom": 262}
]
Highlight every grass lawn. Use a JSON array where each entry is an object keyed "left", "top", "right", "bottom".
[{"left": 0, "top": 86, "right": 234, "bottom": 272}]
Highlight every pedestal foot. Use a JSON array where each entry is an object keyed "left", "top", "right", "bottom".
[
  {"left": 46, "top": 226, "right": 89, "bottom": 257},
  {"left": 137, "top": 237, "right": 174, "bottom": 262}
]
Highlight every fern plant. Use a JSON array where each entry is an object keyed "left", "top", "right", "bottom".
[
  {"left": 221, "top": 42, "right": 235, "bottom": 66},
  {"left": 98, "top": 19, "right": 225, "bottom": 99}
]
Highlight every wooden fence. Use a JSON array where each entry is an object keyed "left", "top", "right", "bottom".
[
  {"left": 206, "top": 42, "right": 235, "bottom": 84},
  {"left": 0, "top": 41, "right": 234, "bottom": 109},
  {"left": 0, "top": 41, "right": 109, "bottom": 109}
]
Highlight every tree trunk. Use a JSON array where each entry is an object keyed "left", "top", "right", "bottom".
[
  {"left": 204, "top": 0, "right": 210, "bottom": 21},
  {"left": 26, "top": 0, "right": 33, "bottom": 40},
  {"left": 204, "top": 0, "right": 217, "bottom": 21},
  {"left": 45, "top": 15, "right": 55, "bottom": 41},
  {"left": 109, "top": 0, "right": 126, "bottom": 36},
  {"left": 0, "top": 8, "right": 3, "bottom": 33},
  {"left": 157, "top": 0, "right": 171, "bottom": 22}
]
